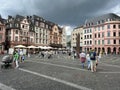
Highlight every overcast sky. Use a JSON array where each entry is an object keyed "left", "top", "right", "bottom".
[{"left": 0, "top": 0, "right": 120, "bottom": 35}]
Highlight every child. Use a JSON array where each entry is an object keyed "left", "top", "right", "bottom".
[
  {"left": 86, "top": 51, "right": 91, "bottom": 70},
  {"left": 22, "top": 54, "right": 25, "bottom": 62}
]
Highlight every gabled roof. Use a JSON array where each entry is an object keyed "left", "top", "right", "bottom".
[
  {"left": 15, "top": 15, "right": 25, "bottom": 23},
  {"left": 85, "top": 13, "right": 120, "bottom": 24}
]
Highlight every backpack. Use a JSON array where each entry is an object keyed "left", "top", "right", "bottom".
[{"left": 90, "top": 52, "right": 94, "bottom": 59}]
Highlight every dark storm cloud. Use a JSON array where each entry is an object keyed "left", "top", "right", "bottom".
[
  {"left": 0, "top": 0, "right": 119, "bottom": 26},
  {"left": 31, "top": 0, "right": 114, "bottom": 26}
]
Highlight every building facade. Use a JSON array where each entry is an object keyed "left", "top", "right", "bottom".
[
  {"left": 61, "top": 27, "right": 67, "bottom": 48},
  {"left": 71, "top": 26, "right": 83, "bottom": 52},
  {"left": 49, "top": 24, "right": 62, "bottom": 48},
  {"left": 5, "top": 15, "right": 34, "bottom": 49},
  {"left": 4, "top": 14, "right": 63, "bottom": 51},
  {"left": 0, "top": 16, "right": 6, "bottom": 53},
  {"left": 83, "top": 13, "right": 120, "bottom": 54},
  {"left": 29, "top": 15, "right": 49, "bottom": 46}
]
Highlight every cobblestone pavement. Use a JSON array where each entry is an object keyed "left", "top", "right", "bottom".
[{"left": 0, "top": 54, "right": 120, "bottom": 90}]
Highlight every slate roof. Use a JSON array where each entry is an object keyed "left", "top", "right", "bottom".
[{"left": 85, "top": 13, "right": 120, "bottom": 25}]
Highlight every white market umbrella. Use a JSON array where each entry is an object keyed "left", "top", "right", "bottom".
[
  {"left": 27, "top": 45, "right": 38, "bottom": 48},
  {"left": 38, "top": 46, "right": 47, "bottom": 49},
  {"left": 38, "top": 46, "right": 43, "bottom": 48},
  {"left": 47, "top": 46, "right": 52, "bottom": 49},
  {"left": 14, "top": 45, "right": 26, "bottom": 48},
  {"left": 42, "top": 46, "right": 49, "bottom": 49}
]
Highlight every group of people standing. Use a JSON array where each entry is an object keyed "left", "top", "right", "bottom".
[
  {"left": 79, "top": 49, "right": 102, "bottom": 72},
  {"left": 12, "top": 49, "right": 25, "bottom": 68}
]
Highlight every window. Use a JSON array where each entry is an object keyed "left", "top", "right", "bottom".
[
  {"left": 16, "top": 30, "right": 18, "bottom": 34},
  {"left": 113, "top": 40, "right": 116, "bottom": 44},
  {"left": 102, "top": 20, "right": 104, "bottom": 23},
  {"left": 8, "top": 36, "right": 11, "bottom": 41},
  {"left": 98, "top": 27, "right": 100, "bottom": 31},
  {"left": 98, "top": 40, "right": 100, "bottom": 45},
  {"left": 24, "top": 32, "right": 26, "bottom": 36},
  {"left": 102, "top": 26, "right": 104, "bottom": 30},
  {"left": 119, "top": 32, "right": 120, "bottom": 36},
  {"left": 84, "top": 35, "right": 86, "bottom": 39},
  {"left": 119, "top": 40, "right": 120, "bottom": 44},
  {"left": 119, "top": 25, "right": 120, "bottom": 29},
  {"left": 31, "top": 38, "right": 33, "bottom": 42},
  {"left": 90, "top": 29, "right": 92, "bottom": 33},
  {"left": 9, "top": 30, "right": 11, "bottom": 34},
  {"left": 113, "top": 25, "right": 116, "bottom": 29},
  {"left": 107, "top": 32, "right": 110, "bottom": 37},
  {"left": 113, "top": 32, "right": 116, "bottom": 37},
  {"left": 20, "top": 37, "right": 22, "bottom": 41},
  {"left": 95, "top": 40, "right": 97, "bottom": 45},
  {"left": 95, "top": 34, "right": 97, "bottom": 38},
  {"left": 46, "top": 25, "right": 48, "bottom": 28},
  {"left": 107, "top": 39, "right": 110, "bottom": 44},
  {"left": 35, "top": 21, "right": 39, "bottom": 26},
  {"left": 84, "top": 30, "right": 86, "bottom": 34},
  {"left": 0, "top": 35, "right": 2, "bottom": 40},
  {"left": 102, "top": 32, "right": 104, "bottom": 37},
  {"left": 87, "top": 35, "right": 89, "bottom": 39},
  {"left": 31, "top": 33, "right": 33, "bottom": 36},
  {"left": 84, "top": 41, "right": 86, "bottom": 45},
  {"left": 87, "top": 41, "right": 89, "bottom": 45},
  {"left": 107, "top": 24, "right": 110, "bottom": 29},
  {"left": 15, "top": 36, "right": 18, "bottom": 41},
  {"left": 15, "top": 24, "right": 19, "bottom": 27},
  {"left": 90, "top": 35, "right": 92, "bottom": 38},
  {"left": 98, "top": 21, "right": 100, "bottom": 24},
  {"left": 20, "top": 31, "right": 22, "bottom": 35},
  {"left": 102, "top": 40, "right": 104, "bottom": 45},
  {"left": 0, "top": 27, "right": 1, "bottom": 31},
  {"left": 22, "top": 25, "right": 24, "bottom": 28},
  {"left": 98, "top": 33, "right": 100, "bottom": 38},
  {"left": 10, "top": 24, "right": 12, "bottom": 27},
  {"left": 94, "top": 27, "right": 96, "bottom": 31},
  {"left": 90, "top": 40, "right": 92, "bottom": 44},
  {"left": 87, "top": 29, "right": 89, "bottom": 33}
]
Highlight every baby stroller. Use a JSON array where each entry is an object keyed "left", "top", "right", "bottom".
[{"left": 1, "top": 55, "right": 13, "bottom": 69}]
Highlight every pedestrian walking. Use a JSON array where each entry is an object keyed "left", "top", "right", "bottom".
[
  {"left": 13, "top": 50, "right": 19, "bottom": 68},
  {"left": 19, "top": 49, "right": 23, "bottom": 62},
  {"left": 98, "top": 51, "right": 102, "bottom": 61},
  {"left": 79, "top": 51, "right": 86, "bottom": 68},
  {"left": 86, "top": 51, "right": 91, "bottom": 70},
  {"left": 68, "top": 52, "right": 71, "bottom": 59},
  {"left": 74, "top": 52, "right": 77, "bottom": 59},
  {"left": 22, "top": 54, "right": 25, "bottom": 62},
  {"left": 90, "top": 49, "right": 97, "bottom": 72}
]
